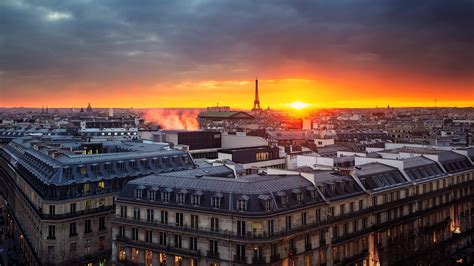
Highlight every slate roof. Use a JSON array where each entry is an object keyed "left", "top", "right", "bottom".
[
  {"left": 118, "top": 172, "right": 323, "bottom": 215},
  {"left": 355, "top": 163, "right": 409, "bottom": 191}
]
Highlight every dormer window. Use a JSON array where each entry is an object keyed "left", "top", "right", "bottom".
[
  {"left": 192, "top": 191, "right": 203, "bottom": 206},
  {"left": 237, "top": 200, "right": 247, "bottom": 212},
  {"left": 307, "top": 187, "right": 317, "bottom": 200},
  {"left": 64, "top": 167, "right": 72, "bottom": 178},
  {"left": 237, "top": 195, "right": 249, "bottom": 212},
  {"left": 83, "top": 183, "right": 90, "bottom": 195},
  {"left": 258, "top": 194, "right": 272, "bottom": 211},
  {"left": 80, "top": 165, "right": 87, "bottom": 175},
  {"left": 212, "top": 193, "right": 223, "bottom": 209},
  {"left": 130, "top": 160, "right": 138, "bottom": 170},
  {"left": 92, "top": 164, "right": 100, "bottom": 176},
  {"left": 191, "top": 195, "right": 200, "bottom": 206},
  {"left": 98, "top": 181, "right": 105, "bottom": 192},
  {"left": 265, "top": 199, "right": 272, "bottom": 211},
  {"left": 135, "top": 186, "right": 144, "bottom": 200},
  {"left": 148, "top": 187, "right": 158, "bottom": 201},
  {"left": 141, "top": 159, "right": 149, "bottom": 169},
  {"left": 105, "top": 163, "right": 113, "bottom": 173},
  {"left": 293, "top": 188, "right": 303, "bottom": 204},
  {"left": 177, "top": 190, "right": 187, "bottom": 205},
  {"left": 277, "top": 191, "right": 288, "bottom": 207},
  {"left": 162, "top": 188, "right": 172, "bottom": 203},
  {"left": 117, "top": 162, "right": 125, "bottom": 172}
]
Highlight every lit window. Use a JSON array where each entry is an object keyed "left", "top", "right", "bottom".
[{"left": 98, "top": 181, "right": 105, "bottom": 192}]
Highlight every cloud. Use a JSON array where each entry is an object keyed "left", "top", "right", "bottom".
[{"left": 0, "top": 0, "right": 473, "bottom": 103}]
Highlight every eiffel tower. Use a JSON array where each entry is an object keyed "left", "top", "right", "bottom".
[{"left": 252, "top": 78, "right": 262, "bottom": 111}]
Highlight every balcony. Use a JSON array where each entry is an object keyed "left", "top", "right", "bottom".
[
  {"left": 115, "top": 236, "right": 201, "bottom": 257},
  {"left": 233, "top": 255, "right": 246, "bottom": 263},
  {"left": 206, "top": 250, "right": 220, "bottom": 259},
  {"left": 41, "top": 205, "right": 113, "bottom": 220},
  {"left": 252, "top": 256, "right": 265, "bottom": 264}
]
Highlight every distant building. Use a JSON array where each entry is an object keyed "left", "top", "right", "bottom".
[{"left": 86, "top": 103, "right": 93, "bottom": 113}]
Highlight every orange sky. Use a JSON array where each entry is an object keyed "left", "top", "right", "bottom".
[{"left": 2, "top": 73, "right": 473, "bottom": 109}]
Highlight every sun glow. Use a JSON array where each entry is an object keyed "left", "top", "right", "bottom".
[{"left": 289, "top": 101, "right": 308, "bottom": 110}]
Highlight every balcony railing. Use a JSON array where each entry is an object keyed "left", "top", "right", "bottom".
[
  {"left": 270, "top": 254, "right": 280, "bottom": 263},
  {"left": 115, "top": 235, "right": 201, "bottom": 257},
  {"left": 206, "top": 250, "right": 220, "bottom": 259},
  {"left": 41, "top": 205, "right": 113, "bottom": 220},
  {"left": 252, "top": 256, "right": 265, "bottom": 264},
  {"left": 233, "top": 255, "right": 246, "bottom": 263}
]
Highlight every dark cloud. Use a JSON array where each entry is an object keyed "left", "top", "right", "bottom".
[{"left": 1, "top": 0, "right": 473, "bottom": 94}]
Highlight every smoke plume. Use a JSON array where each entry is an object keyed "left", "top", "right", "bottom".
[{"left": 142, "top": 109, "right": 201, "bottom": 130}]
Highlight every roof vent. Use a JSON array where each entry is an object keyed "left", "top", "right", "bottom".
[{"left": 196, "top": 174, "right": 203, "bottom": 178}]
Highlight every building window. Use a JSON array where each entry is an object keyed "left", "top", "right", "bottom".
[
  {"left": 99, "top": 236, "right": 105, "bottom": 251},
  {"left": 133, "top": 207, "right": 141, "bottom": 220},
  {"left": 211, "top": 217, "right": 219, "bottom": 232},
  {"left": 209, "top": 240, "right": 219, "bottom": 256},
  {"left": 162, "top": 192, "right": 170, "bottom": 203},
  {"left": 174, "top": 234, "right": 182, "bottom": 248},
  {"left": 84, "top": 219, "right": 92, "bottom": 233},
  {"left": 177, "top": 193, "right": 185, "bottom": 205},
  {"left": 69, "top": 222, "right": 77, "bottom": 237},
  {"left": 132, "top": 228, "right": 139, "bottom": 240},
  {"left": 160, "top": 211, "right": 168, "bottom": 224},
  {"left": 211, "top": 196, "right": 221, "bottom": 209},
  {"left": 99, "top": 217, "right": 106, "bottom": 230},
  {"left": 350, "top": 202, "right": 354, "bottom": 212},
  {"left": 48, "top": 225, "right": 56, "bottom": 239},
  {"left": 286, "top": 216, "right": 292, "bottom": 230},
  {"left": 120, "top": 205, "right": 127, "bottom": 218},
  {"left": 148, "top": 190, "right": 156, "bottom": 201},
  {"left": 268, "top": 220, "right": 275, "bottom": 235},
  {"left": 98, "top": 181, "right": 105, "bottom": 192},
  {"left": 190, "top": 237, "right": 198, "bottom": 251},
  {"left": 80, "top": 165, "right": 87, "bottom": 175},
  {"left": 147, "top": 209, "right": 154, "bottom": 222},
  {"left": 70, "top": 203, "right": 76, "bottom": 214},
  {"left": 265, "top": 199, "right": 272, "bottom": 211},
  {"left": 118, "top": 246, "right": 126, "bottom": 261},
  {"left": 49, "top": 205, "right": 55, "bottom": 216},
  {"left": 296, "top": 193, "right": 303, "bottom": 204},
  {"left": 316, "top": 209, "right": 321, "bottom": 222},
  {"left": 236, "top": 244, "right": 246, "bottom": 261},
  {"left": 119, "top": 226, "right": 125, "bottom": 237},
  {"left": 191, "top": 195, "right": 201, "bottom": 206},
  {"left": 191, "top": 215, "right": 199, "bottom": 229},
  {"left": 237, "top": 199, "right": 247, "bottom": 212},
  {"left": 83, "top": 183, "right": 90, "bottom": 195},
  {"left": 146, "top": 230, "right": 153, "bottom": 243},
  {"left": 358, "top": 200, "right": 363, "bottom": 210},
  {"left": 237, "top": 220, "right": 246, "bottom": 236},
  {"left": 281, "top": 195, "right": 288, "bottom": 207},
  {"left": 159, "top": 232, "right": 167, "bottom": 245},
  {"left": 301, "top": 212, "right": 307, "bottom": 226},
  {"left": 135, "top": 189, "right": 143, "bottom": 200},
  {"left": 175, "top": 213, "right": 184, "bottom": 227},
  {"left": 333, "top": 226, "right": 338, "bottom": 238},
  {"left": 85, "top": 200, "right": 92, "bottom": 210}
]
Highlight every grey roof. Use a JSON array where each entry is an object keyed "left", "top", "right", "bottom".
[
  {"left": 118, "top": 172, "right": 323, "bottom": 214},
  {"left": 355, "top": 163, "right": 409, "bottom": 191},
  {"left": 3, "top": 136, "right": 196, "bottom": 186}
]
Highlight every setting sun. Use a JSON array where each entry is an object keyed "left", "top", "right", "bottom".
[{"left": 290, "top": 101, "right": 308, "bottom": 110}]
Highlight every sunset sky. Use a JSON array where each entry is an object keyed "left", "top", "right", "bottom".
[{"left": 1, "top": 0, "right": 473, "bottom": 109}]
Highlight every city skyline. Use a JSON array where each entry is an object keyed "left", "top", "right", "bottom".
[{"left": 1, "top": 0, "right": 473, "bottom": 108}]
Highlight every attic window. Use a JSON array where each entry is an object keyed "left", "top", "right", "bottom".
[
  {"left": 237, "top": 199, "right": 247, "bottom": 212},
  {"left": 135, "top": 186, "right": 145, "bottom": 199},
  {"left": 162, "top": 188, "right": 173, "bottom": 202},
  {"left": 98, "top": 181, "right": 105, "bottom": 192},
  {"left": 148, "top": 187, "right": 159, "bottom": 201},
  {"left": 258, "top": 194, "right": 272, "bottom": 211},
  {"left": 177, "top": 190, "right": 187, "bottom": 205},
  {"left": 277, "top": 191, "right": 288, "bottom": 207},
  {"left": 64, "top": 167, "right": 72, "bottom": 178},
  {"left": 212, "top": 193, "right": 222, "bottom": 209},
  {"left": 191, "top": 194, "right": 201, "bottom": 206},
  {"left": 307, "top": 186, "right": 317, "bottom": 200},
  {"left": 292, "top": 188, "right": 303, "bottom": 204}
]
